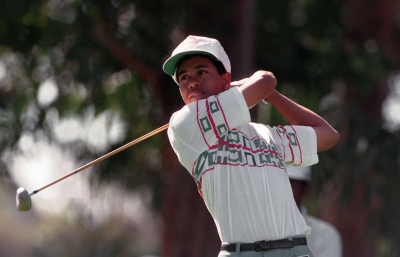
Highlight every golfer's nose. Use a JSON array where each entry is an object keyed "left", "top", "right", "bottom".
[{"left": 188, "top": 78, "right": 200, "bottom": 89}]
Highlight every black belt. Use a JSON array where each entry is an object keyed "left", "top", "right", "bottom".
[{"left": 221, "top": 238, "right": 307, "bottom": 252}]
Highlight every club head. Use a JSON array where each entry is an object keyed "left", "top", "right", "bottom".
[{"left": 16, "top": 187, "right": 32, "bottom": 211}]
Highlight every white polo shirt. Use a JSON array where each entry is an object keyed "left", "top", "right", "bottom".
[{"left": 168, "top": 87, "right": 318, "bottom": 243}]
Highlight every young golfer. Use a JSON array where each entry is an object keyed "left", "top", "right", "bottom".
[{"left": 163, "top": 35, "right": 340, "bottom": 257}]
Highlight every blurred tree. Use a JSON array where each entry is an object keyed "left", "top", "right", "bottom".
[
  {"left": 1, "top": 0, "right": 400, "bottom": 257},
  {"left": 317, "top": 1, "right": 400, "bottom": 256}
]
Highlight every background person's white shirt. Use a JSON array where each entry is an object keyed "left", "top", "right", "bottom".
[{"left": 302, "top": 206, "right": 343, "bottom": 257}]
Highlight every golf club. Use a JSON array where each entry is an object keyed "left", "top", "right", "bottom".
[{"left": 16, "top": 123, "right": 169, "bottom": 212}]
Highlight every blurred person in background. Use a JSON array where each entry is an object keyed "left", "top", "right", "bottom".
[{"left": 286, "top": 165, "right": 343, "bottom": 257}]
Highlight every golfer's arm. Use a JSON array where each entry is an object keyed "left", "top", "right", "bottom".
[
  {"left": 266, "top": 91, "right": 340, "bottom": 152},
  {"left": 238, "top": 71, "right": 277, "bottom": 109}
]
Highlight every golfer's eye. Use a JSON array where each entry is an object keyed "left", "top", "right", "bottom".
[
  {"left": 198, "top": 70, "right": 206, "bottom": 75},
  {"left": 179, "top": 74, "right": 189, "bottom": 81}
]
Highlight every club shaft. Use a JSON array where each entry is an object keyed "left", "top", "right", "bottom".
[{"left": 30, "top": 123, "right": 169, "bottom": 195}]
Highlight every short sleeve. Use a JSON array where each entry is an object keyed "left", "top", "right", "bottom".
[{"left": 272, "top": 125, "right": 318, "bottom": 166}]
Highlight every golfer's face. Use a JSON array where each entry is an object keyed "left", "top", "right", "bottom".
[{"left": 177, "top": 56, "right": 230, "bottom": 104}]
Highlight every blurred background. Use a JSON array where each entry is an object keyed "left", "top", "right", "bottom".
[{"left": 1, "top": 0, "right": 400, "bottom": 256}]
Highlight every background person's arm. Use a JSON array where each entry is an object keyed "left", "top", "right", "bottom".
[{"left": 266, "top": 90, "right": 340, "bottom": 152}]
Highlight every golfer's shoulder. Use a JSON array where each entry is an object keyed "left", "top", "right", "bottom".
[{"left": 168, "top": 104, "right": 197, "bottom": 133}]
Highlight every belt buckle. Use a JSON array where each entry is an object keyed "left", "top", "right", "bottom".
[{"left": 254, "top": 240, "right": 271, "bottom": 251}]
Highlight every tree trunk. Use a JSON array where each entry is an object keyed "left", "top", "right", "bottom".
[{"left": 161, "top": 146, "right": 221, "bottom": 257}]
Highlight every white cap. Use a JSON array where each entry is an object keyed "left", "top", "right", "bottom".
[
  {"left": 286, "top": 165, "right": 311, "bottom": 182},
  {"left": 163, "top": 35, "right": 231, "bottom": 83}
]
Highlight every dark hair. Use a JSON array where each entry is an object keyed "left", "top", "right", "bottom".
[{"left": 175, "top": 54, "right": 227, "bottom": 81}]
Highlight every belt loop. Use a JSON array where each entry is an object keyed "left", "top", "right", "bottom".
[{"left": 236, "top": 243, "right": 240, "bottom": 254}]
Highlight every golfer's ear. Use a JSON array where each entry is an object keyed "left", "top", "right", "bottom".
[{"left": 222, "top": 72, "right": 232, "bottom": 90}]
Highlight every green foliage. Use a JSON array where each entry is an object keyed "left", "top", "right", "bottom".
[{"left": 0, "top": 0, "right": 164, "bottom": 192}]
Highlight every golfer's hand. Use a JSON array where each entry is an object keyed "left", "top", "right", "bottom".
[{"left": 239, "top": 71, "right": 277, "bottom": 108}]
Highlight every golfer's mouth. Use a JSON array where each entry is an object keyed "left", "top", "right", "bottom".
[{"left": 189, "top": 91, "right": 205, "bottom": 99}]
